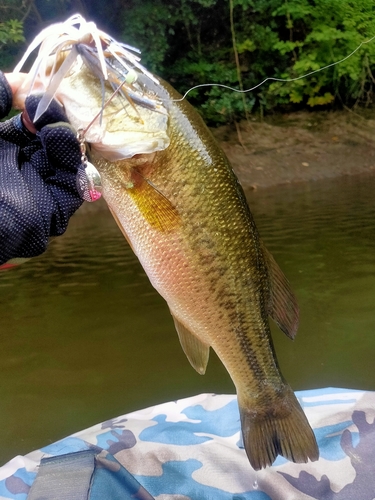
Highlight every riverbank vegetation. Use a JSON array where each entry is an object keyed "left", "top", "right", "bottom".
[{"left": 1, "top": 0, "right": 375, "bottom": 125}]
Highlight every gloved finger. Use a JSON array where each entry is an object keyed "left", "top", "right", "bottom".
[
  {"left": 76, "top": 164, "right": 92, "bottom": 201},
  {"left": 0, "top": 132, "right": 49, "bottom": 264},
  {"left": 39, "top": 123, "right": 102, "bottom": 204},
  {"left": 24, "top": 94, "right": 69, "bottom": 131},
  {"left": 39, "top": 122, "right": 81, "bottom": 173},
  {"left": 0, "top": 113, "right": 36, "bottom": 148},
  {"left": 37, "top": 122, "right": 84, "bottom": 224},
  {"left": 0, "top": 71, "right": 13, "bottom": 119}
]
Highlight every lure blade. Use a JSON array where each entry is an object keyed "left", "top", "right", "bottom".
[
  {"left": 34, "top": 45, "right": 79, "bottom": 122},
  {"left": 76, "top": 161, "right": 102, "bottom": 203},
  {"left": 84, "top": 161, "right": 102, "bottom": 202}
]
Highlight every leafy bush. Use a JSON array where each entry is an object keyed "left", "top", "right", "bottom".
[
  {"left": 2, "top": 0, "right": 375, "bottom": 124},
  {"left": 0, "top": 19, "right": 24, "bottom": 70},
  {"left": 119, "top": 0, "right": 375, "bottom": 123},
  {"left": 267, "top": 0, "right": 375, "bottom": 109}
]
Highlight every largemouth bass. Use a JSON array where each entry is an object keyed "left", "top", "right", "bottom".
[{"left": 13, "top": 15, "right": 319, "bottom": 470}]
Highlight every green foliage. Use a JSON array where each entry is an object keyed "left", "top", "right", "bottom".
[
  {"left": 2, "top": 0, "right": 375, "bottom": 124},
  {"left": 267, "top": 0, "right": 375, "bottom": 109},
  {"left": 0, "top": 16, "right": 25, "bottom": 69},
  {"left": 0, "top": 0, "right": 93, "bottom": 69},
  {"left": 120, "top": 0, "right": 261, "bottom": 123},
  {"left": 118, "top": 0, "right": 375, "bottom": 123},
  {"left": 0, "top": 19, "right": 24, "bottom": 46}
]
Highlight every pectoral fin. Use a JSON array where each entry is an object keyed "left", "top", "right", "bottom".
[
  {"left": 172, "top": 315, "right": 210, "bottom": 375},
  {"left": 128, "top": 172, "right": 180, "bottom": 232},
  {"left": 262, "top": 243, "right": 299, "bottom": 340}
]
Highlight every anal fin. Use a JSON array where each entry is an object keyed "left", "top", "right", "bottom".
[{"left": 172, "top": 315, "right": 210, "bottom": 375}]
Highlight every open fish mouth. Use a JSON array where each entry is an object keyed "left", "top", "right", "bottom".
[{"left": 12, "top": 13, "right": 170, "bottom": 160}]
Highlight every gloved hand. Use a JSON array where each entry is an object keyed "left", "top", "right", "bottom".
[{"left": 0, "top": 71, "right": 87, "bottom": 266}]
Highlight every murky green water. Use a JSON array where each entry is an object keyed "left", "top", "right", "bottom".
[{"left": 1, "top": 173, "right": 375, "bottom": 465}]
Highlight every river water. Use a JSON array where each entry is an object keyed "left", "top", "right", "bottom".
[{"left": 1, "top": 173, "right": 374, "bottom": 465}]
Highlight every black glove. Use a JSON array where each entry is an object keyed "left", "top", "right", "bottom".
[{"left": 0, "top": 71, "right": 85, "bottom": 265}]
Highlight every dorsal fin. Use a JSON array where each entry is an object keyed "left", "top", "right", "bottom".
[
  {"left": 262, "top": 243, "right": 299, "bottom": 340},
  {"left": 171, "top": 314, "right": 210, "bottom": 375}
]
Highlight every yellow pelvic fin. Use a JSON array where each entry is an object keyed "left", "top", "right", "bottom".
[
  {"left": 172, "top": 315, "right": 210, "bottom": 375},
  {"left": 128, "top": 171, "right": 180, "bottom": 232},
  {"left": 262, "top": 242, "right": 299, "bottom": 340}
]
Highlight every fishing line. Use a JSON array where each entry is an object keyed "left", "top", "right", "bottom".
[
  {"left": 171, "top": 34, "right": 375, "bottom": 102},
  {"left": 80, "top": 33, "right": 375, "bottom": 131}
]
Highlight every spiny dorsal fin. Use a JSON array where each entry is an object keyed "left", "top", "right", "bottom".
[
  {"left": 262, "top": 242, "right": 299, "bottom": 340},
  {"left": 171, "top": 314, "right": 210, "bottom": 375}
]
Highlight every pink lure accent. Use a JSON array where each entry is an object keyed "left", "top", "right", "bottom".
[{"left": 89, "top": 190, "right": 102, "bottom": 202}]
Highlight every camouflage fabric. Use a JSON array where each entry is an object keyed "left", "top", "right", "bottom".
[{"left": 0, "top": 388, "right": 374, "bottom": 500}]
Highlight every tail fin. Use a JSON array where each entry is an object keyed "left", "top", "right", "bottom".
[{"left": 239, "top": 388, "right": 319, "bottom": 470}]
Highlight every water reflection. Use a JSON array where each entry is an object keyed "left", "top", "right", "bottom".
[
  {"left": 246, "top": 175, "right": 375, "bottom": 392},
  {"left": 0, "top": 173, "right": 374, "bottom": 464}
]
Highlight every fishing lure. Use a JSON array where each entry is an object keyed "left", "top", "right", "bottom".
[
  {"left": 13, "top": 14, "right": 170, "bottom": 167},
  {"left": 14, "top": 14, "right": 161, "bottom": 121},
  {"left": 77, "top": 127, "right": 102, "bottom": 202}
]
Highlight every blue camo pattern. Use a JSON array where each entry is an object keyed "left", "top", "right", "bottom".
[
  {"left": 0, "top": 388, "right": 374, "bottom": 500},
  {"left": 139, "top": 398, "right": 240, "bottom": 445}
]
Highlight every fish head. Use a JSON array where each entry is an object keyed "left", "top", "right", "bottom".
[
  {"left": 58, "top": 63, "right": 170, "bottom": 161},
  {"left": 12, "top": 14, "right": 171, "bottom": 162}
]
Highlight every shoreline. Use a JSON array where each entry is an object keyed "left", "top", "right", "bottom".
[
  {"left": 212, "top": 109, "right": 375, "bottom": 190},
  {"left": 79, "top": 109, "right": 375, "bottom": 215}
]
